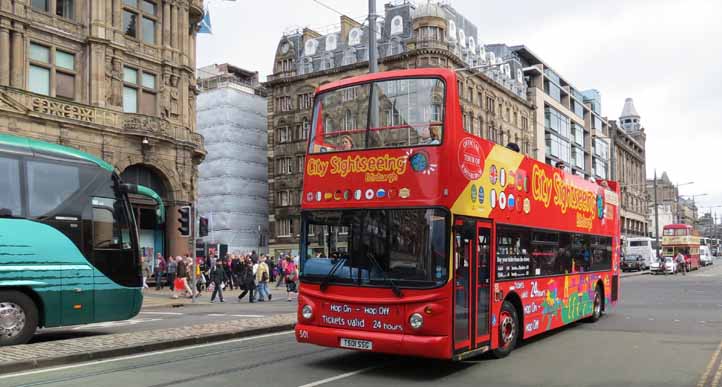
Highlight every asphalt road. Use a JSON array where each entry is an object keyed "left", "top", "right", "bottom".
[{"left": 4, "top": 263, "right": 722, "bottom": 387}]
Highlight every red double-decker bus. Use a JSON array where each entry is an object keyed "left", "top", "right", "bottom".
[
  {"left": 295, "top": 68, "right": 621, "bottom": 360},
  {"left": 661, "top": 224, "right": 701, "bottom": 270}
]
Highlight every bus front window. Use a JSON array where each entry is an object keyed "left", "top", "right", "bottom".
[
  {"left": 301, "top": 208, "right": 448, "bottom": 288},
  {"left": 309, "top": 78, "right": 445, "bottom": 153}
]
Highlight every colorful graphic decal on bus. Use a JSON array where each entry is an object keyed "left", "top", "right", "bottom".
[
  {"left": 451, "top": 142, "right": 617, "bottom": 234},
  {"left": 501, "top": 272, "right": 610, "bottom": 336}
]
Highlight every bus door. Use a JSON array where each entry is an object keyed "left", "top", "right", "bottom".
[{"left": 453, "top": 218, "right": 493, "bottom": 353}]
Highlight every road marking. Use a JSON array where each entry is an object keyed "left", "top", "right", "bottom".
[
  {"left": 674, "top": 319, "right": 681, "bottom": 322},
  {"left": 698, "top": 340, "right": 722, "bottom": 387},
  {"left": 71, "top": 318, "right": 162, "bottom": 330},
  {"left": 0, "top": 331, "right": 294, "bottom": 380},
  {"left": 207, "top": 313, "right": 227, "bottom": 317},
  {"left": 138, "top": 311, "right": 183, "bottom": 316},
  {"left": 231, "top": 314, "right": 265, "bottom": 318},
  {"left": 298, "top": 366, "right": 381, "bottom": 387}
]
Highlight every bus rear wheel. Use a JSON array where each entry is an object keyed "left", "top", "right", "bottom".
[
  {"left": 0, "top": 291, "right": 38, "bottom": 346},
  {"left": 587, "top": 286, "right": 603, "bottom": 323},
  {"left": 491, "top": 301, "right": 519, "bottom": 359}
]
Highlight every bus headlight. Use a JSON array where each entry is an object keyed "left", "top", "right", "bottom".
[
  {"left": 409, "top": 313, "right": 424, "bottom": 329},
  {"left": 302, "top": 304, "right": 313, "bottom": 320}
]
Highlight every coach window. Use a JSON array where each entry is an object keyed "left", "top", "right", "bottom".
[
  {"left": 26, "top": 160, "right": 82, "bottom": 217},
  {"left": 0, "top": 156, "right": 22, "bottom": 216},
  {"left": 92, "top": 197, "right": 130, "bottom": 250}
]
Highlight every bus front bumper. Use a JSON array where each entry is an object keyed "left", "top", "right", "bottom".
[{"left": 295, "top": 323, "right": 451, "bottom": 359}]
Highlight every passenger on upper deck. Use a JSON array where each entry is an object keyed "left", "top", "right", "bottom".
[{"left": 420, "top": 126, "right": 441, "bottom": 145}]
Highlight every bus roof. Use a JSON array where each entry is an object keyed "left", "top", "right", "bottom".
[
  {"left": 316, "top": 68, "right": 456, "bottom": 94},
  {"left": 0, "top": 133, "right": 114, "bottom": 172},
  {"left": 663, "top": 224, "right": 692, "bottom": 230}
]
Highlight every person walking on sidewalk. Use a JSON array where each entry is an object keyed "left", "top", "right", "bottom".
[
  {"left": 209, "top": 259, "right": 226, "bottom": 303},
  {"left": 167, "top": 256, "right": 177, "bottom": 292},
  {"left": 154, "top": 253, "right": 166, "bottom": 290},
  {"left": 284, "top": 255, "right": 298, "bottom": 302},
  {"left": 238, "top": 256, "right": 256, "bottom": 302},
  {"left": 141, "top": 256, "right": 150, "bottom": 289},
  {"left": 276, "top": 255, "right": 287, "bottom": 288},
  {"left": 255, "top": 256, "right": 271, "bottom": 302}
]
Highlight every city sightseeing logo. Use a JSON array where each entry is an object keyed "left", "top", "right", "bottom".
[
  {"left": 306, "top": 154, "right": 408, "bottom": 183},
  {"left": 458, "top": 137, "right": 484, "bottom": 180},
  {"left": 531, "top": 164, "right": 597, "bottom": 230}
]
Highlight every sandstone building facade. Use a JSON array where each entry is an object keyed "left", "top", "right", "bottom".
[{"left": 0, "top": 0, "right": 205, "bottom": 257}]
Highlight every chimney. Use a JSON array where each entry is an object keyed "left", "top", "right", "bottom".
[{"left": 339, "top": 15, "right": 362, "bottom": 45}]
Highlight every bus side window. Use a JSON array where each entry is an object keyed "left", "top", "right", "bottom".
[{"left": 0, "top": 155, "right": 22, "bottom": 216}]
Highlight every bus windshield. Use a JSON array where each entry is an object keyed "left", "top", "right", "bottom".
[
  {"left": 308, "top": 77, "right": 445, "bottom": 154},
  {"left": 301, "top": 208, "right": 448, "bottom": 288}
]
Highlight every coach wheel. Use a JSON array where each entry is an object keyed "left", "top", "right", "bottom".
[
  {"left": 491, "top": 301, "right": 518, "bottom": 359},
  {"left": 587, "top": 286, "right": 603, "bottom": 323},
  {"left": 0, "top": 291, "right": 38, "bottom": 346}
]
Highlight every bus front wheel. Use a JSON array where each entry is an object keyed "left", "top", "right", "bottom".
[
  {"left": 491, "top": 301, "right": 519, "bottom": 359},
  {"left": 0, "top": 291, "right": 38, "bottom": 346}
]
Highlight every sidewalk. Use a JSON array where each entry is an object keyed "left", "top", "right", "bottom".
[
  {"left": 142, "top": 282, "right": 292, "bottom": 309},
  {"left": 621, "top": 270, "right": 649, "bottom": 278},
  {"left": 0, "top": 313, "right": 297, "bottom": 374}
]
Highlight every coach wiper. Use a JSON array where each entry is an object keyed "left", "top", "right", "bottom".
[
  {"left": 320, "top": 258, "right": 347, "bottom": 292},
  {"left": 366, "top": 253, "right": 403, "bottom": 298}
]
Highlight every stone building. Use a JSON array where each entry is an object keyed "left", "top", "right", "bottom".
[
  {"left": 610, "top": 98, "right": 648, "bottom": 237},
  {"left": 196, "top": 64, "right": 268, "bottom": 252},
  {"left": 265, "top": 1, "right": 534, "bottom": 256},
  {"left": 0, "top": 0, "right": 206, "bottom": 257},
  {"left": 647, "top": 172, "right": 680, "bottom": 238}
]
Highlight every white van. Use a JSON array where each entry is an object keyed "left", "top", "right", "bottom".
[
  {"left": 700, "top": 246, "right": 713, "bottom": 266},
  {"left": 625, "top": 237, "right": 655, "bottom": 269}
]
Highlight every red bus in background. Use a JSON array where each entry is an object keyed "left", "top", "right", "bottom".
[
  {"left": 295, "top": 68, "right": 621, "bottom": 360},
  {"left": 661, "top": 224, "right": 701, "bottom": 270}
]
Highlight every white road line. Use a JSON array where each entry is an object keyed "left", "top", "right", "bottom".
[
  {"left": 674, "top": 319, "right": 681, "bottom": 322},
  {"left": 0, "top": 331, "right": 294, "bottom": 380},
  {"left": 207, "top": 314, "right": 227, "bottom": 317},
  {"left": 298, "top": 366, "right": 381, "bottom": 387},
  {"left": 139, "top": 311, "right": 184, "bottom": 316},
  {"left": 71, "top": 318, "right": 163, "bottom": 330}
]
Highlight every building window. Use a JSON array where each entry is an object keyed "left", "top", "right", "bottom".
[
  {"left": 123, "top": 0, "right": 157, "bottom": 45},
  {"left": 276, "top": 157, "right": 293, "bottom": 175},
  {"left": 594, "top": 158, "right": 607, "bottom": 179},
  {"left": 297, "top": 155, "right": 305, "bottom": 174},
  {"left": 276, "top": 96, "right": 292, "bottom": 112},
  {"left": 572, "top": 147, "right": 584, "bottom": 169},
  {"left": 298, "top": 119, "right": 309, "bottom": 140},
  {"left": 277, "top": 218, "right": 292, "bottom": 237},
  {"left": 56, "top": 0, "right": 74, "bottom": 18},
  {"left": 343, "top": 110, "right": 356, "bottom": 131},
  {"left": 521, "top": 116, "right": 529, "bottom": 131},
  {"left": 277, "top": 127, "right": 291, "bottom": 143},
  {"left": 486, "top": 96, "right": 495, "bottom": 114},
  {"left": 546, "top": 133, "right": 570, "bottom": 164},
  {"left": 298, "top": 93, "right": 313, "bottom": 110},
  {"left": 122, "top": 66, "right": 157, "bottom": 114},
  {"left": 278, "top": 190, "right": 290, "bottom": 207},
  {"left": 416, "top": 26, "right": 442, "bottom": 41},
  {"left": 341, "top": 86, "right": 358, "bottom": 102},
  {"left": 544, "top": 106, "right": 570, "bottom": 139},
  {"left": 31, "top": 0, "right": 48, "bottom": 12},
  {"left": 28, "top": 43, "right": 76, "bottom": 100},
  {"left": 572, "top": 123, "right": 584, "bottom": 146},
  {"left": 594, "top": 138, "right": 609, "bottom": 160}
]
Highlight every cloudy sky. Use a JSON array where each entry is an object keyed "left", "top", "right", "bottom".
[{"left": 198, "top": 0, "right": 722, "bottom": 220}]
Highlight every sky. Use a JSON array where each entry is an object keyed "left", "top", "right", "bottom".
[{"left": 197, "top": 0, "right": 722, "bottom": 221}]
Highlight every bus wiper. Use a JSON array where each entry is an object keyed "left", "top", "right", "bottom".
[
  {"left": 320, "top": 258, "right": 347, "bottom": 292},
  {"left": 366, "top": 253, "right": 403, "bottom": 298}
]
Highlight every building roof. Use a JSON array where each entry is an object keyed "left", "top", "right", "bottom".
[
  {"left": 621, "top": 97, "right": 640, "bottom": 118},
  {"left": 0, "top": 133, "right": 114, "bottom": 172}
]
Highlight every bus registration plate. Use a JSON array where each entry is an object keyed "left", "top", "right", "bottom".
[{"left": 340, "top": 338, "right": 373, "bottom": 350}]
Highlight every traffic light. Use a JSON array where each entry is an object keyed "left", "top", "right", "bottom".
[
  {"left": 198, "top": 216, "right": 209, "bottom": 237},
  {"left": 177, "top": 206, "right": 191, "bottom": 237}
]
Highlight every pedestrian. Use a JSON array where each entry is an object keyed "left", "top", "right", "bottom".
[
  {"left": 223, "top": 255, "right": 234, "bottom": 290},
  {"left": 167, "top": 256, "right": 177, "bottom": 292},
  {"left": 209, "top": 259, "right": 226, "bottom": 303},
  {"left": 255, "top": 255, "right": 271, "bottom": 302},
  {"left": 231, "top": 255, "right": 242, "bottom": 291},
  {"left": 141, "top": 256, "right": 150, "bottom": 289},
  {"left": 675, "top": 252, "right": 686, "bottom": 275},
  {"left": 172, "top": 256, "right": 190, "bottom": 298},
  {"left": 268, "top": 257, "right": 276, "bottom": 283},
  {"left": 276, "top": 255, "right": 287, "bottom": 287},
  {"left": 154, "top": 253, "right": 166, "bottom": 290},
  {"left": 284, "top": 255, "right": 298, "bottom": 302},
  {"left": 251, "top": 250, "right": 258, "bottom": 264},
  {"left": 238, "top": 256, "right": 256, "bottom": 302}
]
